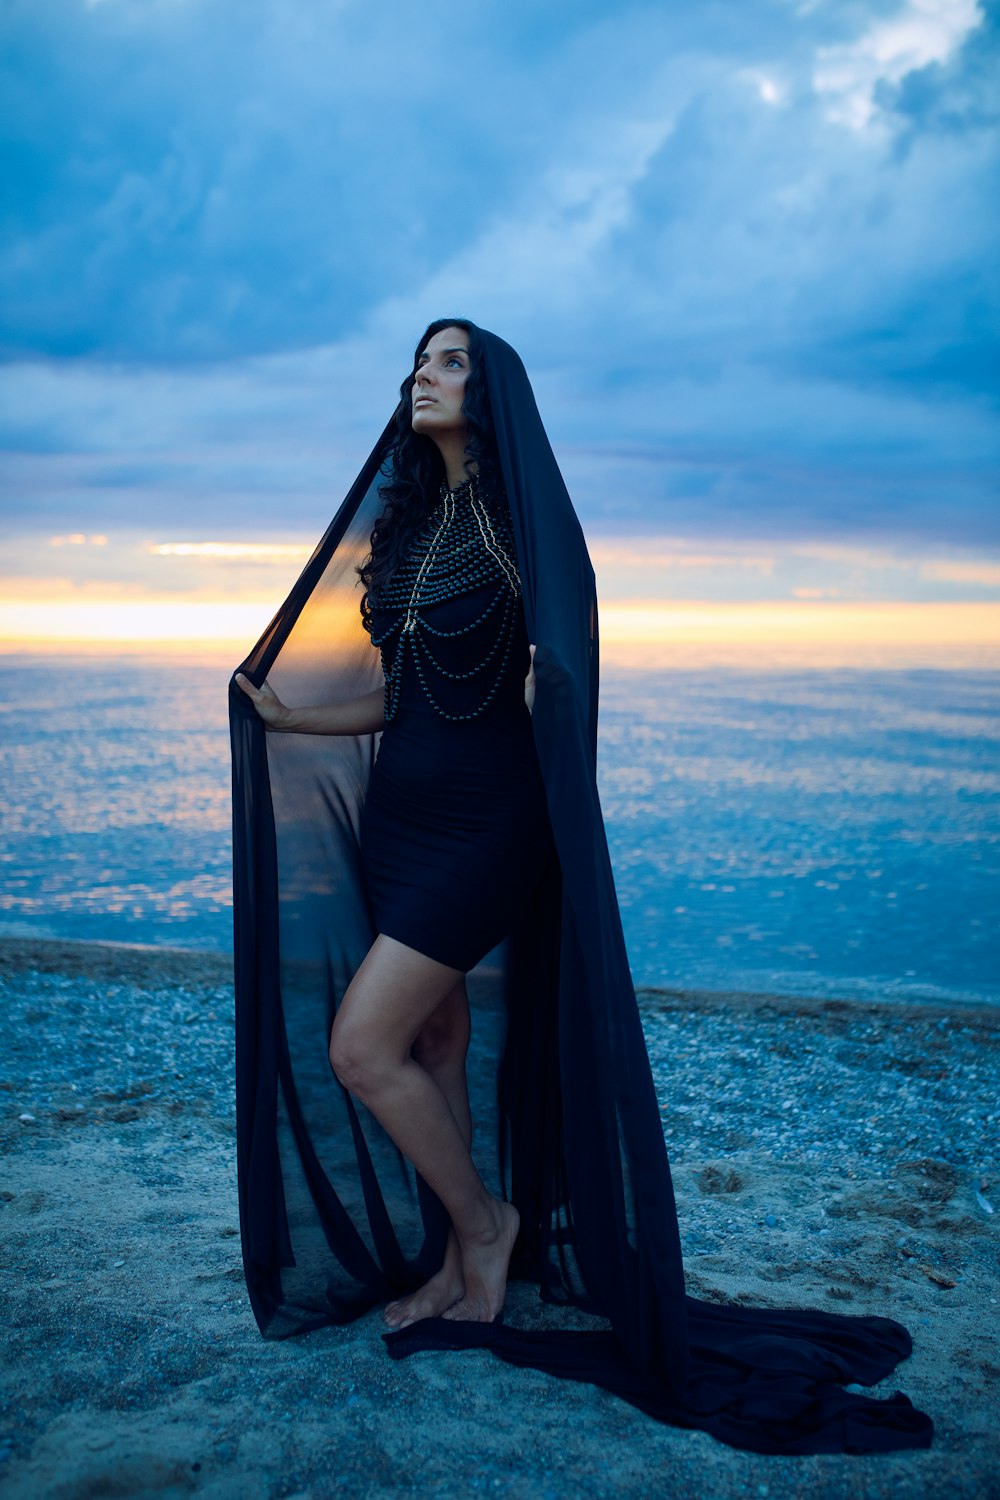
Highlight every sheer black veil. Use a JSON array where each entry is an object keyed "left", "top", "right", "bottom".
[{"left": 229, "top": 324, "right": 932, "bottom": 1453}]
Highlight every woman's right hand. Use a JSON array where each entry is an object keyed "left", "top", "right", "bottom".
[{"left": 235, "top": 673, "right": 288, "bottom": 730}]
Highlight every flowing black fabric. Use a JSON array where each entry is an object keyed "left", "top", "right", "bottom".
[{"left": 229, "top": 327, "right": 933, "bottom": 1454}]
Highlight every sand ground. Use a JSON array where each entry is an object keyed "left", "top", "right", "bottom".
[{"left": 1, "top": 938, "right": 997, "bottom": 1500}]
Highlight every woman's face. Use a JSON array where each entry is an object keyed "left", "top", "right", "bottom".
[{"left": 411, "top": 326, "right": 471, "bottom": 441}]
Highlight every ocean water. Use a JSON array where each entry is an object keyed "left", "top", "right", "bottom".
[{"left": 0, "top": 653, "right": 997, "bottom": 1006}]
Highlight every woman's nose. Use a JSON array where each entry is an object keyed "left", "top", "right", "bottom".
[{"left": 415, "top": 364, "right": 435, "bottom": 388}]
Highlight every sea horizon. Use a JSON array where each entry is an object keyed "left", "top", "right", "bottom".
[{"left": 1, "top": 648, "right": 997, "bottom": 1010}]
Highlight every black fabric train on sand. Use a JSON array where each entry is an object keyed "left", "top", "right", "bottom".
[{"left": 228, "top": 325, "right": 933, "bottom": 1455}]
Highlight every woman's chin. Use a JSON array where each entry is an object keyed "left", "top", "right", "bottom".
[{"left": 411, "top": 411, "right": 441, "bottom": 436}]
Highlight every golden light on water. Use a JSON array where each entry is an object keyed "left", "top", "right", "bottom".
[
  {"left": 0, "top": 597, "right": 281, "bottom": 652},
  {"left": 599, "top": 600, "right": 1000, "bottom": 645},
  {"left": 1, "top": 593, "right": 998, "bottom": 667},
  {"left": 599, "top": 601, "right": 1000, "bottom": 668}
]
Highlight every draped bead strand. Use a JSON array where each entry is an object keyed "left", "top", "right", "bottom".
[{"left": 370, "top": 478, "right": 523, "bottom": 724}]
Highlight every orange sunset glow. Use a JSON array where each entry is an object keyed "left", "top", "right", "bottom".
[
  {"left": 3, "top": 591, "right": 999, "bottom": 668},
  {"left": 3, "top": 529, "right": 998, "bottom": 665}
]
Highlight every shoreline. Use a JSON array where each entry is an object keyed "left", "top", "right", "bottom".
[
  {"left": 1, "top": 935, "right": 998, "bottom": 1497},
  {"left": 1, "top": 934, "right": 995, "bottom": 1024}
]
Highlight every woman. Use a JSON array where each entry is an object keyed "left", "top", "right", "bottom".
[
  {"left": 229, "top": 320, "right": 932, "bottom": 1453},
  {"left": 236, "top": 321, "right": 543, "bottom": 1328}
]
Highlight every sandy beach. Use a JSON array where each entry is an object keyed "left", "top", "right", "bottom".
[{"left": 1, "top": 936, "right": 997, "bottom": 1499}]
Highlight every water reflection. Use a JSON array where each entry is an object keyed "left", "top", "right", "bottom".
[
  {"left": 0, "top": 654, "right": 234, "bottom": 949},
  {"left": 597, "top": 667, "right": 1000, "bottom": 1004},
  {"left": 0, "top": 653, "right": 997, "bottom": 1005}
]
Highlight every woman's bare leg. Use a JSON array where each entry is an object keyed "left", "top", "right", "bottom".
[
  {"left": 385, "top": 979, "right": 472, "bottom": 1327},
  {"left": 330, "top": 937, "right": 518, "bottom": 1325}
]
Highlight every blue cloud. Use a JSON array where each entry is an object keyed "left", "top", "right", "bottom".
[
  {"left": 1, "top": 0, "right": 624, "bottom": 360},
  {"left": 0, "top": 0, "right": 996, "bottom": 555}
]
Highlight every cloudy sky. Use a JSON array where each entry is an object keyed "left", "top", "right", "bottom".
[{"left": 1, "top": 0, "right": 997, "bottom": 650}]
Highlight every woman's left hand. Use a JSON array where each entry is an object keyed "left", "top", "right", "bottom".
[{"left": 524, "top": 643, "right": 537, "bottom": 714}]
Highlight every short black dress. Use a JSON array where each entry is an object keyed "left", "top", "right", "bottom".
[{"left": 359, "top": 478, "right": 551, "bottom": 972}]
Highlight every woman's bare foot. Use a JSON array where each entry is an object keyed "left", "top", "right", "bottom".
[
  {"left": 442, "top": 1199, "right": 520, "bottom": 1324},
  {"left": 384, "top": 1231, "right": 464, "bottom": 1330}
]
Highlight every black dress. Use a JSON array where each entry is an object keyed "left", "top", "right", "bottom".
[{"left": 360, "top": 478, "right": 550, "bottom": 974}]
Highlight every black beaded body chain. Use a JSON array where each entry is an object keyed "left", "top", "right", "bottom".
[{"left": 368, "top": 478, "right": 523, "bottom": 723}]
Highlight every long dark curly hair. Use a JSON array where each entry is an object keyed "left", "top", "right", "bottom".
[{"left": 358, "top": 318, "right": 501, "bottom": 620}]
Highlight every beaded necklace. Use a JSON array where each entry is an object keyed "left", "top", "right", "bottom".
[{"left": 369, "top": 478, "right": 523, "bottom": 723}]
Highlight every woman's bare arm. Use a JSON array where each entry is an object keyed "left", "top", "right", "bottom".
[{"left": 236, "top": 674, "right": 385, "bottom": 735}]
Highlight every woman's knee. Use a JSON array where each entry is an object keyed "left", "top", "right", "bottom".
[{"left": 328, "top": 1022, "right": 388, "bottom": 1101}]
